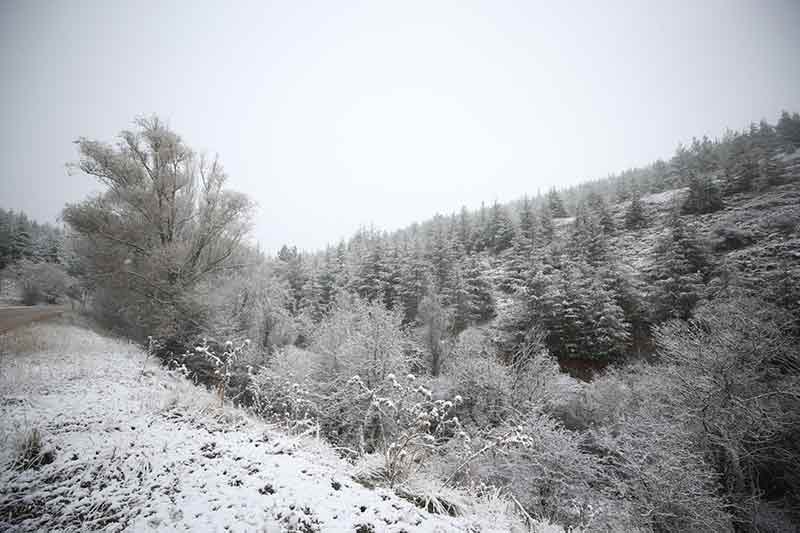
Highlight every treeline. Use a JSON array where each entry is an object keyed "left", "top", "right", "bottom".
[
  {"left": 0, "top": 208, "right": 63, "bottom": 269},
  {"left": 274, "top": 111, "right": 800, "bottom": 365},
  {"left": 0, "top": 208, "right": 75, "bottom": 305}
]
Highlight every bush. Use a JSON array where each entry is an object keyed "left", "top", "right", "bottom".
[
  {"left": 590, "top": 409, "right": 732, "bottom": 532},
  {"left": 12, "top": 260, "right": 72, "bottom": 305},
  {"left": 760, "top": 211, "right": 799, "bottom": 235},
  {"left": 469, "top": 409, "right": 602, "bottom": 530},
  {"left": 654, "top": 297, "right": 800, "bottom": 527},
  {"left": 441, "top": 328, "right": 513, "bottom": 428},
  {"left": 711, "top": 224, "right": 756, "bottom": 251}
]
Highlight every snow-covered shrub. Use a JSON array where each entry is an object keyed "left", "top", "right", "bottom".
[
  {"left": 352, "top": 372, "right": 466, "bottom": 484},
  {"left": 590, "top": 409, "right": 732, "bottom": 532},
  {"left": 11, "top": 260, "right": 73, "bottom": 305},
  {"left": 710, "top": 224, "right": 756, "bottom": 251},
  {"left": 654, "top": 297, "right": 800, "bottom": 528},
  {"left": 190, "top": 259, "right": 293, "bottom": 353},
  {"left": 309, "top": 296, "right": 411, "bottom": 389},
  {"left": 467, "top": 409, "right": 603, "bottom": 530},
  {"left": 507, "top": 330, "right": 561, "bottom": 407},
  {"left": 193, "top": 338, "right": 251, "bottom": 404},
  {"left": 441, "top": 329, "right": 513, "bottom": 428},
  {"left": 249, "top": 347, "right": 322, "bottom": 434}
]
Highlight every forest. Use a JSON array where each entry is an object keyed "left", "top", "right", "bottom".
[{"left": 2, "top": 110, "right": 800, "bottom": 532}]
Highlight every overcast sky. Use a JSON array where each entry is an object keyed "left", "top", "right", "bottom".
[{"left": 1, "top": 1, "right": 799, "bottom": 253}]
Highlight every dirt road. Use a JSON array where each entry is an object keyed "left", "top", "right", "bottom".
[{"left": 0, "top": 306, "right": 67, "bottom": 335}]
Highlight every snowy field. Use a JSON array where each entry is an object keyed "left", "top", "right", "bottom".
[{"left": 0, "top": 320, "right": 525, "bottom": 532}]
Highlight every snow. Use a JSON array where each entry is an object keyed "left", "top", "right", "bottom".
[
  {"left": 0, "top": 322, "right": 524, "bottom": 532},
  {"left": 642, "top": 188, "right": 687, "bottom": 205}
]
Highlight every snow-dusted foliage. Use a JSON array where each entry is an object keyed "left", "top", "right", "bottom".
[
  {"left": 39, "top": 111, "right": 800, "bottom": 531},
  {"left": 0, "top": 322, "right": 525, "bottom": 532}
]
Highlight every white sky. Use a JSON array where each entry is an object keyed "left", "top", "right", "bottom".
[{"left": 1, "top": 0, "right": 799, "bottom": 253}]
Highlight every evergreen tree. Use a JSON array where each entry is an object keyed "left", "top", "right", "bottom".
[
  {"left": 356, "top": 238, "right": 388, "bottom": 304},
  {"left": 570, "top": 203, "right": 607, "bottom": 267},
  {"left": 448, "top": 257, "right": 494, "bottom": 333},
  {"left": 456, "top": 206, "right": 472, "bottom": 253},
  {"left": 649, "top": 217, "right": 710, "bottom": 321},
  {"left": 427, "top": 215, "right": 456, "bottom": 292},
  {"left": 471, "top": 202, "right": 489, "bottom": 252},
  {"left": 503, "top": 228, "right": 534, "bottom": 293},
  {"left": 529, "top": 262, "right": 630, "bottom": 361},
  {"left": 682, "top": 173, "right": 723, "bottom": 214},
  {"left": 624, "top": 191, "right": 647, "bottom": 229},
  {"left": 546, "top": 189, "right": 568, "bottom": 218},
  {"left": 586, "top": 191, "right": 615, "bottom": 233},
  {"left": 277, "top": 245, "right": 308, "bottom": 314},
  {"left": 488, "top": 201, "right": 514, "bottom": 253},
  {"left": 518, "top": 195, "right": 537, "bottom": 246},
  {"left": 11, "top": 216, "right": 33, "bottom": 262},
  {"left": 396, "top": 240, "right": 431, "bottom": 324},
  {"left": 776, "top": 110, "right": 800, "bottom": 148},
  {"left": 0, "top": 209, "right": 12, "bottom": 269},
  {"left": 754, "top": 155, "right": 786, "bottom": 191},
  {"left": 723, "top": 135, "right": 759, "bottom": 194},
  {"left": 538, "top": 203, "right": 555, "bottom": 244},
  {"left": 309, "top": 249, "right": 339, "bottom": 321}
]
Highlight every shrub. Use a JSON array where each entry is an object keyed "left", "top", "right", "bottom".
[
  {"left": 12, "top": 260, "right": 73, "bottom": 305},
  {"left": 654, "top": 297, "right": 800, "bottom": 527},
  {"left": 309, "top": 296, "right": 410, "bottom": 390},
  {"left": 441, "top": 329, "right": 513, "bottom": 428},
  {"left": 711, "top": 224, "right": 756, "bottom": 251},
  {"left": 590, "top": 410, "right": 732, "bottom": 532},
  {"left": 469, "top": 409, "right": 602, "bottom": 530}
]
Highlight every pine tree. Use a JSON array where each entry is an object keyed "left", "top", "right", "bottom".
[
  {"left": 503, "top": 228, "right": 533, "bottom": 293},
  {"left": 356, "top": 238, "right": 388, "bottom": 303},
  {"left": 471, "top": 202, "right": 489, "bottom": 252},
  {"left": 538, "top": 203, "right": 555, "bottom": 244},
  {"left": 456, "top": 206, "right": 472, "bottom": 253},
  {"left": 10, "top": 215, "right": 33, "bottom": 262},
  {"left": 0, "top": 209, "right": 12, "bottom": 269},
  {"left": 381, "top": 242, "right": 402, "bottom": 310},
  {"left": 463, "top": 255, "right": 495, "bottom": 323},
  {"left": 776, "top": 110, "right": 800, "bottom": 148},
  {"left": 682, "top": 173, "right": 723, "bottom": 214},
  {"left": 488, "top": 201, "right": 514, "bottom": 253},
  {"left": 518, "top": 195, "right": 537, "bottom": 246},
  {"left": 723, "top": 135, "right": 759, "bottom": 194},
  {"left": 570, "top": 203, "right": 607, "bottom": 267},
  {"left": 754, "top": 155, "right": 786, "bottom": 191},
  {"left": 649, "top": 217, "right": 709, "bottom": 321},
  {"left": 586, "top": 192, "right": 615, "bottom": 233},
  {"left": 427, "top": 215, "right": 456, "bottom": 292},
  {"left": 546, "top": 189, "right": 568, "bottom": 218},
  {"left": 277, "top": 245, "right": 308, "bottom": 314},
  {"left": 309, "top": 249, "right": 338, "bottom": 321},
  {"left": 396, "top": 240, "right": 431, "bottom": 324},
  {"left": 624, "top": 191, "right": 647, "bottom": 229}
]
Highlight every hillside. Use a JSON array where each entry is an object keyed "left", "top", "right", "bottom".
[
  {"left": 0, "top": 320, "right": 525, "bottom": 533},
  {"left": 26, "top": 113, "right": 799, "bottom": 532}
]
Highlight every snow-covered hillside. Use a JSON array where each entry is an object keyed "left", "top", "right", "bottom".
[{"left": 0, "top": 320, "right": 526, "bottom": 532}]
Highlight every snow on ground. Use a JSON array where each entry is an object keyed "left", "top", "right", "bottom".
[
  {"left": 0, "top": 321, "right": 522, "bottom": 532},
  {"left": 642, "top": 187, "right": 687, "bottom": 206}
]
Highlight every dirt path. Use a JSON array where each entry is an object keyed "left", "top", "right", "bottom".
[{"left": 0, "top": 306, "right": 67, "bottom": 335}]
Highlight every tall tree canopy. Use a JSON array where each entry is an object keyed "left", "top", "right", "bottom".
[{"left": 63, "top": 116, "right": 254, "bottom": 339}]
